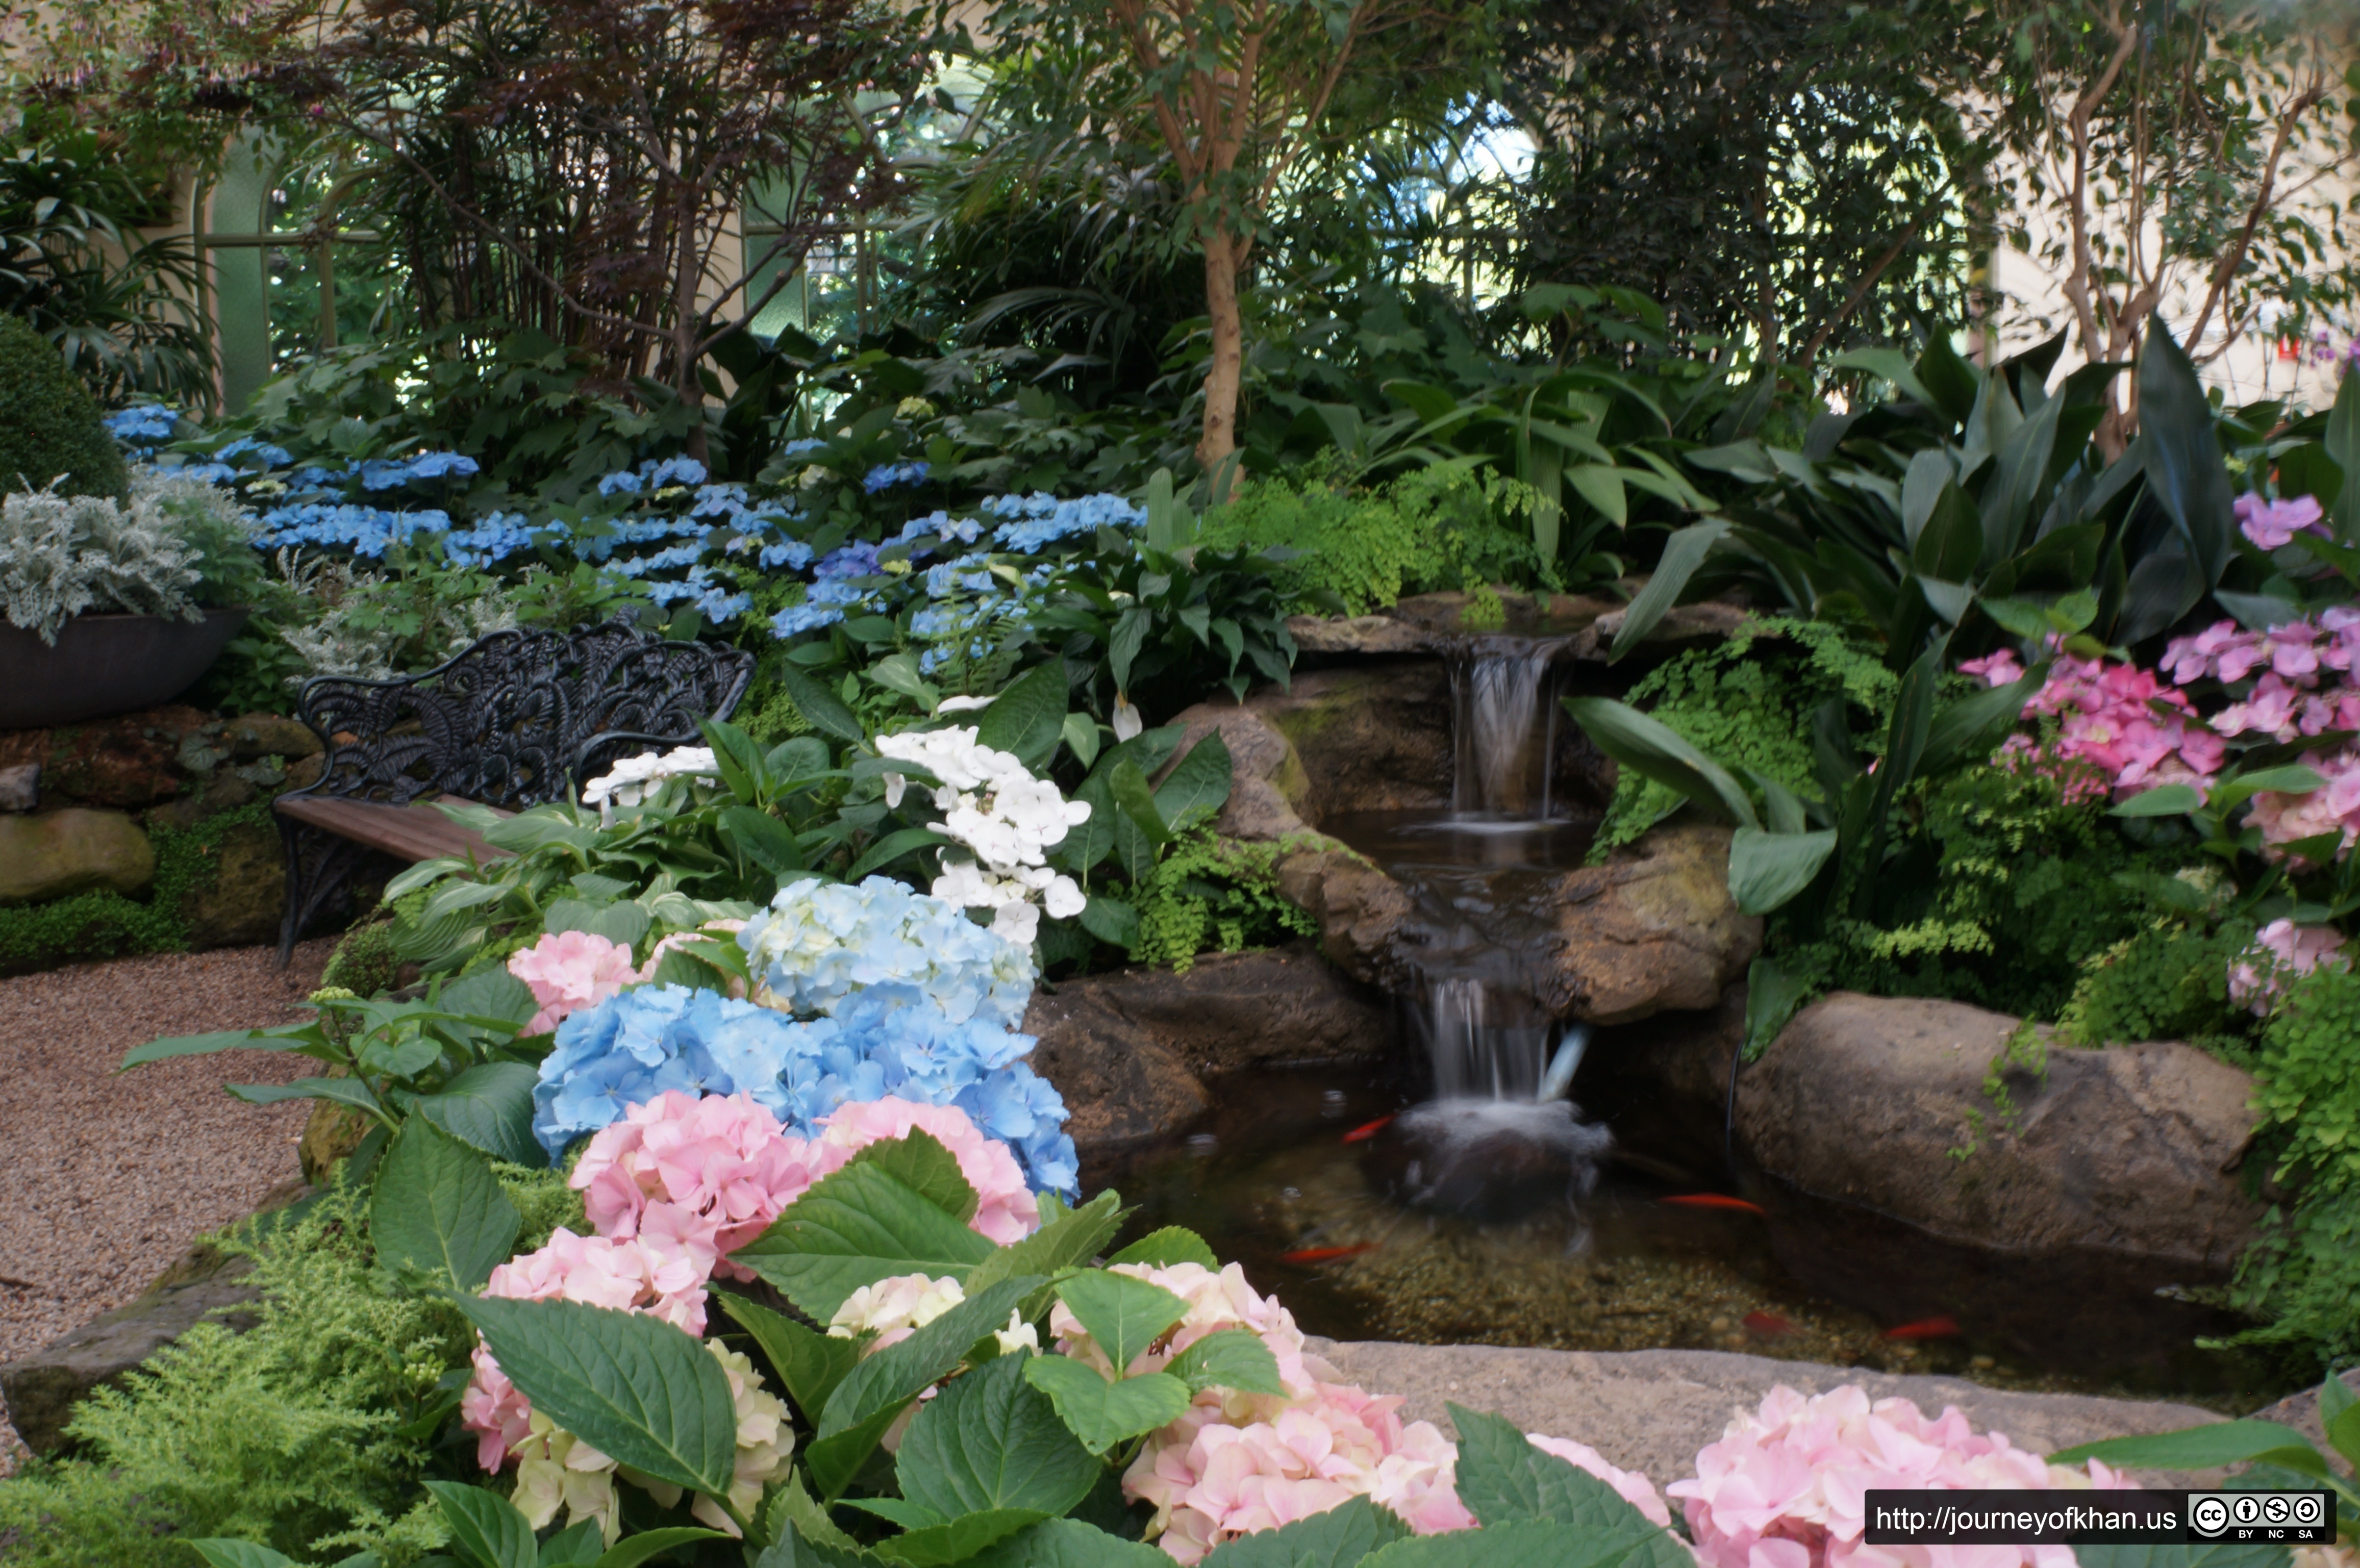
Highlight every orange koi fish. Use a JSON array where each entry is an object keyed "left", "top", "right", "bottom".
[
  {"left": 1882, "top": 1316, "right": 1961, "bottom": 1341},
  {"left": 1658, "top": 1194, "right": 1767, "bottom": 1215},
  {"left": 1341, "top": 1116, "right": 1395, "bottom": 1144},
  {"left": 1742, "top": 1311, "right": 1796, "bottom": 1338},
  {"left": 1281, "top": 1243, "right": 1381, "bottom": 1264}
]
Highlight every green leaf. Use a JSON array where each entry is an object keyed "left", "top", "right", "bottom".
[
  {"left": 539, "top": 1520, "right": 606, "bottom": 1567},
  {"left": 844, "top": 827, "right": 948, "bottom": 881},
  {"left": 1560, "top": 697, "right": 1759, "bottom": 829},
  {"left": 752, "top": 1521, "right": 878, "bottom": 1568},
  {"left": 1059, "top": 711, "right": 1101, "bottom": 770},
  {"left": 590, "top": 1529, "right": 731, "bottom": 1568},
  {"left": 961, "top": 1518, "right": 1170, "bottom": 1568},
  {"left": 2049, "top": 1419, "right": 2322, "bottom": 1470},
  {"left": 875, "top": 1509, "right": 1047, "bottom": 1566},
  {"left": 1164, "top": 1328, "right": 1285, "bottom": 1397},
  {"left": 1743, "top": 955, "right": 1811, "bottom": 1054},
  {"left": 372, "top": 1116, "right": 520, "bottom": 1293},
  {"left": 435, "top": 967, "right": 539, "bottom": 1029},
  {"left": 733, "top": 1158, "right": 994, "bottom": 1321},
  {"left": 896, "top": 1352, "right": 1101, "bottom": 1519},
  {"left": 1153, "top": 731, "right": 1234, "bottom": 831},
  {"left": 457, "top": 1297, "right": 737, "bottom": 1499},
  {"left": 724, "top": 805, "right": 810, "bottom": 877},
  {"left": 1447, "top": 1404, "right": 1681, "bottom": 1567},
  {"left": 1921, "top": 664, "right": 2047, "bottom": 777},
  {"left": 2073, "top": 1542, "right": 2302, "bottom": 1568},
  {"left": 122, "top": 1028, "right": 295, "bottom": 1069},
  {"left": 2138, "top": 316, "right": 2237, "bottom": 588},
  {"left": 972, "top": 663, "right": 1068, "bottom": 769},
  {"left": 1022, "top": 1358, "right": 1192, "bottom": 1453},
  {"left": 784, "top": 666, "right": 868, "bottom": 745},
  {"left": 846, "top": 1130, "right": 979, "bottom": 1224},
  {"left": 1055, "top": 1271, "right": 1189, "bottom": 1375},
  {"left": 818, "top": 1277, "right": 1045, "bottom": 1438},
  {"left": 1077, "top": 895, "right": 1141, "bottom": 948},
  {"left": 1201, "top": 1496, "right": 1410, "bottom": 1567},
  {"left": 1610, "top": 519, "right": 1729, "bottom": 660},
  {"left": 1360, "top": 1519, "right": 1678, "bottom": 1568},
  {"left": 412, "top": 1061, "right": 544, "bottom": 1166},
  {"left": 1108, "top": 1227, "right": 1218, "bottom": 1270},
  {"left": 718, "top": 1293, "right": 861, "bottom": 1422},
  {"left": 2328, "top": 365, "right": 2360, "bottom": 542},
  {"left": 1107, "top": 758, "right": 1170, "bottom": 846},
  {"left": 422, "top": 1481, "right": 538, "bottom": 1568},
  {"left": 867, "top": 653, "right": 939, "bottom": 707},
  {"left": 1726, "top": 827, "right": 1837, "bottom": 916},
  {"left": 188, "top": 1542, "right": 300, "bottom": 1568},
  {"left": 229, "top": 1076, "right": 389, "bottom": 1119},
  {"left": 2325, "top": 1399, "right": 2360, "bottom": 1470},
  {"left": 967, "top": 1189, "right": 1128, "bottom": 1295},
  {"left": 2112, "top": 785, "right": 2205, "bottom": 818},
  {"left": 803, "top": 1401, "right": 907, "bottom": 1502}
]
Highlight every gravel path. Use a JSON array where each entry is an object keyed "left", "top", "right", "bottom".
[{"left": 0, "top": 938, "right": 338, "bottom": 1471}]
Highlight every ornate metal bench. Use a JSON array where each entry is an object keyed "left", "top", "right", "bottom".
[{"left": 274, "top": 622, "right": 754, "bottom": 965}]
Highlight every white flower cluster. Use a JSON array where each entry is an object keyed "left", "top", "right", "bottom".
[
  {"left": 580, "top": 745, "right": 719, "bottom": 815},
  {"left": 828, "top": 1272, "right": 1039, "bottom": 1358},
  {"left": 874, "top": 725, "right": 1092, "bottom": 946}
]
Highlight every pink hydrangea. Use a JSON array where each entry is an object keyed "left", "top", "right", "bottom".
[
  {"left": 461, "top": 1225, "right": 713, "bottom": 1470},
  {"left": 814, "top": 1097, "right": 1041, "bottom": 1244},
  {"left": 2236, "top": 493, "right": 2329, "bottom": 551},
  {"left": 1528, "top": 1433, "right": 1674, "bottom": 1528},
  {"left": 572, "top": 1090, "right": 832, "bottom": 1281},
  {"left": 2227, "top": 918, "right": 2352, "bottom": 1013},
  {"left": 1964, "top": 647, "right": 2224, "bottom": 799},
  {"left": 1667, "top": 1385, "right": 2128, "bottom": 1568},
  {"left": 2246, "top": 750, "right": 2360, "bottom": 864},
  {"left": 509, "top": 930, "right": 651, "bottom": 1035}
]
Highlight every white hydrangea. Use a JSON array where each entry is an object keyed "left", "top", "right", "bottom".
[
  {"left": 873, "top": 725, "right": 1092, "bottom": 944},
  {"left": 740, "top": 875, "right": 1037, "bottom": 1028},
  {"left": 581, "top": 745, "right": 720, "bottom": 815},
  {"left": 828, "top": 1273, "right": 1037, "bottom": 1359}
]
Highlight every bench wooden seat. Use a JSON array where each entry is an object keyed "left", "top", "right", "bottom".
[
  {"left": 274, "top": 622, "right": 751, "bottom": 964},
  {"left": 273, "top": 794, "right": 516, "bottom": 866}
]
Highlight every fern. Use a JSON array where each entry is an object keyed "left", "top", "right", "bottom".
[{"left": 1128, "top": 829, "right": 1318, "bottom": 971}]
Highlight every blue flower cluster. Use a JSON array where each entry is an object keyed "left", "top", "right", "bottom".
[
  {"left": 987, "top": 491, "right": 1144, "bottom": 553},
  {"left": 104, "top": 406, "right": 180, "bottom": 444},
  {"left": 738, "top": 876, "right": 1038, "bottom": 1029},
  {"left": 531, "top": 982, "right": 1079, "bottom": 1195},
  {"left": 863, "top": 461, "right": 931, "bottom": 494},
  {"left": 252, "top": 502, "right": 457, "bottom": 558}
]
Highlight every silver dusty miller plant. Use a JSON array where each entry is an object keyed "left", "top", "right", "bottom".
[{"left": 0, "top": 471, "right": 249, "bottom": 643}]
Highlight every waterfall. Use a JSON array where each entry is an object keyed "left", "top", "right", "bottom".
[{"left": 1450, "top": 639, "right": 1567, "bottom": 819}]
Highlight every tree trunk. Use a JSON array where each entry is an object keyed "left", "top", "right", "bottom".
[{"left": 1196, "top": 222, "right": 1246, "bottom": 486}]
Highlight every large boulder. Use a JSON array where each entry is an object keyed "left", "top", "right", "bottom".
[
  {"left": 1302, "top": 1339, "right": 2226, "bottom": 1487},
  {"left": 1736, "top": 994, "right": 2264, "bottom": 1271},
  {"left": 179, "top": 814, "right": 289, "bottom": 949},
  {"left": 1541, "top": 823, "right": 1760, "bottom": 1024},
  {"left": 0, "top": 808, "right": 156, "bottom": 903},
  {"left": 1023, "top": 943, "right": 1395, "bottom": 1150}
]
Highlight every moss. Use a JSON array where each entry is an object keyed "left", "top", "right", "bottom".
[
  {"left": 321, "top": 909, "right": 403, "bottom": 997},
  {"left": 0, "top": 801, "right": 274, "bottom": 974},
  {"left": 0, "top": 312, "right": 128, "bottom": 499}
]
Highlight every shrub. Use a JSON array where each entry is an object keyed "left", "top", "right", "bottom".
[{"left": 0, "top": 311, "right": 127, "bottom": 499}]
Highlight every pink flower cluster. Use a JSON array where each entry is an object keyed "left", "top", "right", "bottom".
[
  {"left": 1959, "top": 649, "right": 2223, "bottom": 800},
  {"left": 509, "top": 930, "right": 651, "bottom": 1035},
  {"left": 462, "top": 1092, "right": 1041, "bottom": 1472},
  {"left": 2226, "top": 919, "right": 2351, "bottom": 1013},
  {"left": 1667, "top": 1385, "right": 2128, "bottom": 1568},
  {"left": 1084, "top": 1262, "right": 1670, "bottom": 1563},
  {"left": 2235, "top": 493, "right": 2330, "bottom": 552},
  {"left": 2160, "top": 613, "right": 2360, "bottom": 861}
]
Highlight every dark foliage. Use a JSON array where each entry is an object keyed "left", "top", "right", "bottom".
[{"left": 0, "top": 311, "right": 130, "bottom": 497}]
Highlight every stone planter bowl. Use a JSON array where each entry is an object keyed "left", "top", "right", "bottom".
[{"left": 0, "top": 608, "right": 250, "bottom": 729}]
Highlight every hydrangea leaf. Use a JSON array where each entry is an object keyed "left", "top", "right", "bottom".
[
  {"left": 412, "top": 1061, "right": 543, "bottom": 1167},
  {"left": 719, "top": 1293, "right": 861, "bottom": 1422},
  {"left": 1199, "top": 1496, "right": 1409, "bottom": 1567},
  {"left": 120, "top": 1027, "right": 307, "bottom": 1070},
  {"left": 372, "top": 1116, "right": 520, "bottom": 1293},
  {"left": 1446, "top": 1403, "right": 1685, "bottom": 1568},
  {"left": 958, "top": 1519, "right": 1170, "bottom": 1568},
  {"left": 1021, "top": 1359, "right": 1191, "bottom": 1454},
  {"left": 1164, "top": 1328, "right": 1284, "bottom": 1398},
  {"left": 802, "top": 1401, "right": 908, "bottom": 1503},
  {"left": 2076, "top": 1545, "right": 2306, "bottom": 1568},
  {"left": 1053, "top": 1270, "right": 1188, "bottom": 1375},
  {"left": 873, "top": 1508, "right": 1047, "bottom": 1566},
  {"left": 1107, "top": 1227, "right": 1218, "bottom": 1269},
  {"left": 421, "top": 1480, "right": 537, "bottom": 1568},
  {"left": 187, "top": 1542, "right": 299, "bottom": 1568},
  {"left": 896, "top": 1353, "right": 1100, "bottom": 1521},
  {"left": 1359, "top": 1518, "right": 1660, "bottom": 1568},
  {"left": 966, "top": 1190, "right": 1126, "bottom": 1296},
  {"left": 589, "top": 1527, "right": 733, "bottom": 1568},
  {"left": 734, "top": 1160, "right": 994, "bottom": 1321},
  {"left": 539, "top": 1520, "right": 606, "bottom": 1567},
  {"left": 751, "top": 1523, "right": 878, "bottom": 1568},
  {"left": 818, "top": 1276, "right": 1045, "bottom": 1440},
  {"left": 972, "top": 660, "right": 1067, "bottom": 767},
  {"left": 2049, "top": 1420, "right": 2323, "bottom": 1471},
  {"left": 457, "top": 1297, "right": 737, "bottom": 1499},
  {"left": 844, "top": 1130, "right": 978, "bottom": 1223},
  {"left": 229, "top": 1074, "right": 389, "bottom": 1118},
  {"left": 843, "top": 1498, "right": 943, "bottom": 1530},
  {"left": 434, "top": 965, "right": 539, "bottom": 1028},
  {"left": 1152, "top": 731, "right": 1233, "bottom": 831}
]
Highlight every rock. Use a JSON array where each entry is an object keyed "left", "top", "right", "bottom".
[
  {"left": 284, "top": 753, "right": 324, "bottom": 791},
  {"left": 179, "top": 815, "right": 288, "bottom": 949},
  {"left": 1575, "top": 599, "right": 1753, "bottom": 659},
  {"left": 2, "top": 705, "right": 212, "bottom": 807},
  {"left": 1301, "top": 1339, "right": 2227, "bottom": 1487},
  {"left": 299, "top": 1097, "right": 373, "bottom": 1185},
  {"left": 227, "top": 713, "right": 322, "bottom": 761},
  {"left": 1287, "top": 615, "right": 1435, "bottom": 657},
  {"left": 0, "top": 1178, "right": 308, "bottom": 1455},
  {"left": 144, "top": 768, "right": 258, "bottom": 831},
  {"left": 1736, "top": 993, "right": 2263, "bottom": 1270},
  {"left": 0, "top": 808, "right": 156, "bottom": 903},
  {"left": 1543, "top": 823, "right": 1761, "bottom": 1024},
  {"left": 1023, "top": 943, "right": 1395, "bottom": 1149},
  {"left": 0, "top": 762, "right": 36, "bottom": 812},
  {"left": 1282, "top": 590, "right": 1751, "bottom": 665},
  {"left": 2251, "top": 1368, "right": 2360, "bottom": 1478},
  {"left": 1275, "top": 848, "right": 1416, "bottom": 989}
]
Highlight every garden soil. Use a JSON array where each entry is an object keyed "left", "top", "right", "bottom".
[{"left": 0, "top": 939, "right": 336, "bottom": 1474}]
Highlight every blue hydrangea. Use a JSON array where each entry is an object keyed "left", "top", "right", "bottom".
[
  {"left": 781, "top": 437, "right": 828, "bottom": 458},
  {"left": 214, "top": 436, "right": 294, "bottom": 468},
  {"left": 990, "top": 492, "right": 1144, "bottom": 553},
  {"left": 815, "top": 541, "right": 881, "bottom": 580},
  {"left": 443, "top": 511, "right": 539, "bottom": 566},
  {"left": 740, "top": 875, "right": 1037, "bottom": 1030},
  {"left": 530, "top": 982, "right": 1078, "bottom": 1196},
  {"left": 771, "top": 600, "right": 845, "bottom": 636},
  {"left": 254, "top": 502, "right": 455, "bottom": 557},
  {"left": 104, "top": 407, "right": 180, "bottom": 442},
  {"left": 759, "top": 539, "right": 815, "bottom": 570},
  {"left": 597, "top": 470, "right": 644, "bottom": 497},
  {"left": 356, "top": 452, "right": 476, "bottom": 489},
  {"left": 864, "top": 461, "right": 931, "bottom": 494}
]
